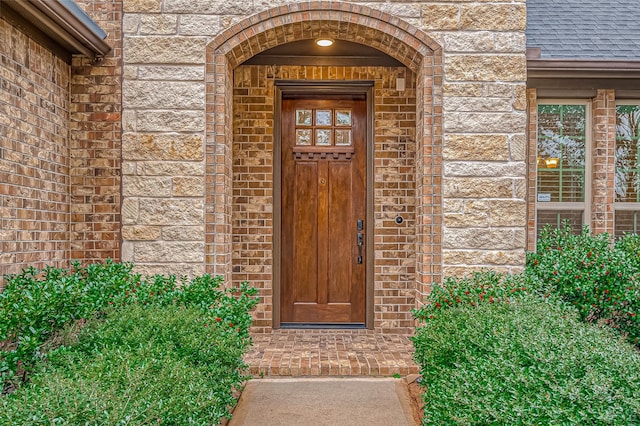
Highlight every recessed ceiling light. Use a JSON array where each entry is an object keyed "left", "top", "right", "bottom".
[{"left": 316, "top": 38, "right": 334, "bottom": 47}]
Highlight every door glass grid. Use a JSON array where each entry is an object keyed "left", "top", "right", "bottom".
[{"left": 295, "top": 108, "right": 352, "bottom": 147}]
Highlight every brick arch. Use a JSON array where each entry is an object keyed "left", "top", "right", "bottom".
[
  {"left": 204, "top": 1, "right": 443, "bottom": 326},
  {"left": 208, "top": 2, "right": 441, "bottom": 72}
]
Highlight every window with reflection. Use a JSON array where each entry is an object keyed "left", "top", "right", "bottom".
[
  {"left": 615, "top": 103, "right": 640, "bottom": 237},
  {"left": 536, "top": 103, "right": 587, "bottom": 237}
]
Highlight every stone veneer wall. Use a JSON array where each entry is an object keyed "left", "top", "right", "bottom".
[
  {"left": 0, "top": 18, "right": 71, "bottom": 282},
  {"left": 121, "top": 0, "right": 528, "bottom": 330},
  {"left": 233, "top": 65, "right": 417, "bottom": 333}
]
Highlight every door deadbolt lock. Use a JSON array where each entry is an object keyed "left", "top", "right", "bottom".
[{"left": 357, "top": 233, "right": 364, "bottom": 264}]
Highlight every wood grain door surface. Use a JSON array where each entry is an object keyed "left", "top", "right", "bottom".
[{"left": 281, "top": 96, "right": 366, "bottom": 324}]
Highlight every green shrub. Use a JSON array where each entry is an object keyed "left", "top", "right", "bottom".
[
  {"left": 527, "top": 225, "right": 640, "bottom": 345},
  {"left": 413, "top": 270, "right": 536, "bottom": 322},
  {"left": 1, "top": 261, "right": 258, "bottom": 392},
  {"left": 0, "top": 303, "right": 252, "bottom": 425},
  {"left": 412, "top": 300, "right": 640, "bottom": 425}
]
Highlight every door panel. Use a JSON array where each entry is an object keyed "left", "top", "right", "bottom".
[{"left": 281, "top": 96, "right": 366, "bottom": 324}]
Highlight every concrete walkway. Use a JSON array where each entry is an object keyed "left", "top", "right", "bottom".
[{"left": 228, "top": 378, "right": 419, "bottom": 426}]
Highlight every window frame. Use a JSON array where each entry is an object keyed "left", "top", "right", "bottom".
[
  {"left": 535, "top": 99, "right": 592, "bottom": 234},
  {"left": 614, "top": 100, "right": 640, "bottom": 235}
]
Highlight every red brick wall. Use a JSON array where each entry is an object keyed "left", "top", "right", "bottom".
[
  {"left": 233, "top": 65, "right": 417, "bottom": 333},
  {"left": 70, "top": 1, "right": 123, "bottom": 263},
  {"left": 591, "top": 89, "right": 616, "bottom": 235},
  {"left": 0, "top": 18, "right": 71, "bottom": 281}
]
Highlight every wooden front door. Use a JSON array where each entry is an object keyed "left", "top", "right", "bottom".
[{"left": 281, "top": 95, "right": 366, "bottom": 325}]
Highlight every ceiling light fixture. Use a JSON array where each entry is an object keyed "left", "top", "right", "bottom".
[{"left": 315, "top": 38, "right": 334, "bottom": 47}]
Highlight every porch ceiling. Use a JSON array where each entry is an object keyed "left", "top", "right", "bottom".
[{"left": 242, "top": 39, "right": 404, "bottom": 67}]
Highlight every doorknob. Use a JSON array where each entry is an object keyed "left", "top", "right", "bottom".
[{"left": 357, "top": 233, "right": 363, "bottom": 264}]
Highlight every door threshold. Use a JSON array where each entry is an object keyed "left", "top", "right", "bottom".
[{"left": 280, "top": 323, "right": 366, "bottom": 330}]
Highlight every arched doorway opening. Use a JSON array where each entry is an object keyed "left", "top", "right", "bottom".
[{"left": 205, "top": 3, "right": 443, "bottom": 333}]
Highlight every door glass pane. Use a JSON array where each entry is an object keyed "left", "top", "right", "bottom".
[
  {"left": 336, "top": 109, "right": 352, "bottom": 126},
  {"left": 335, "top": 129, "right": 351, "bottom": 146},
  {"left": 296, "top": 129, "right": 312, "bottom": 145},
  {"left": 296, "top": 110, "right": 312, "bottom": 126},
  {"left": 316, "top": 110, "right": 332, "bottom": 126},
  {"left": 316, "top": 129, "right": 332, "bottom": 146},
  {"left": 537, "top": 104, "right": 586, "bottom": 202},
  {"left": 615, "top": 105, "right": 640, "bottom": 202}
]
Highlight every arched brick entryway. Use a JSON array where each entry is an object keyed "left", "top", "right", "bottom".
[{"left": 204, "top": 1, "right": 443, "bottom": 333}]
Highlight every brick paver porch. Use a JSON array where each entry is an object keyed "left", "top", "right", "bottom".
[{"left": 245, "top": 330, "right": 420, "bottom": 377}]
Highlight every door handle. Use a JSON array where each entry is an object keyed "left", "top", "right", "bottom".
[{"left": 357, "top": 233, "right": 363, "bottom": 264}]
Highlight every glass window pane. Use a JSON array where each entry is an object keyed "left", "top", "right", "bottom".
[
  {"left": 537, "top": 104, "right": 586, "bottom": 202},
  {"left": 335, "top": 130, "right": 351, "bottom": 146},
  {"left": 316, "top": 129, "right": 332, "bottom": 146},
  {"left": 296, "top": 129, "right": 312, "bottom": 145},
  {"left": 615, "top": 210, "right": 640, "bottom": 238},
  {"left": 336, "top": 110, "right": 352, "bottom": 126},
  {"left": 536, "top": 210, "right": 583, "bottom": 239},
  {"left": 296, "top": 110, "right": 312, "bottom": 126},
  {"left": 615, "top": 105, "right": 640, "bottom": 202},
  {"left": 316, "top": 110, "right": 332, "bottom": 126}
]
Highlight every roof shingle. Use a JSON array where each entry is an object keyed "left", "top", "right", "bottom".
[{"left": 526, "top": 0, "right": 640, "bottom": 60}]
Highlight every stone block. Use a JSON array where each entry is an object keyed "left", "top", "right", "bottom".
[
  {"left": 445, "top": 111, "right": 526, "bottom": 133},
  {"left": 122, "top": 225, "right": 161, "bottom": 241},
  {"left": 489, "top": 200, "right": 527, "bottom": 227},
  {"left": 136, "top": 110, "right": 205, "bottom": 132},
  {"left": 123, "top": 176, "right": 172, "bottom": 197},
  {"left": 122, "top": 198, "right": 139, "bottom": 225},
  {"left": 164, "top": 0, "right": 254, "bottom": 14},
  {"left": 421, "top": 4, "right": 459, "bottom": 30},
  {"left": 142, "top": 161, "right": 205, "bottom": 176},
  {"left": 446, "top": 55, "right": 526, "bottom": 82},
  {"left": 443, "top": 32, "right": 494, "bottom": 53},
  {"left": 124, "top": 0, "right": 161, "bottom": 13},
  {"left": 444, "top": 228, "right": 526, "bottom": 250},
  {"left": 444, "top": 96, "right": 513, "bottom": 112},
  {"left": 135, "top": 241, "right": 205, "bottom": 263},
  {"left": 163, "top": 226, "right": 205, "bottom": 241},
  {"left": 494, "top": 33, "right": 527, "bottom": 53},
  {"left": 172, "top": 177, "right": 204, "bottom": 196},
  {"left": 179, "top": 15, "right": 223, "bottom": 36},
  {"left": 138, "top": 66, "right": 205, "bottom": 81},
  {"left": 138, "top": 199, "right": 204, "bottom": 225},
  {"left": 443, "top": 249, "right": 526, "bottom": 266},
  {"left": 443, "top": 83, "right": 484, "bottom": 97},
  {"left": 460, "top": 4, "right": 526, "bottom": 31},
  {"left": 445, "top": 213, "right": 489, "bottom": 228},
  {"left": 444, "top": 177, "right": 514, "bottom": 198},
  {"left": 123, "top": 81, "right": 204, "bottom": 109},
  {"left": 443, "top": 134, "right": 508, "bottom": 161},
  {"left": 124, "top": 36, "right": 208, "bottom": 64},
  {"left": 444, "top": 161, "right": 526, "bottom": 177},
  {"left": 140, "top": 15, "right": 178, "bottom": 35},
  {"left": 509, "top": 134, "right": 527, "bottom": 161},
  {"left": 123, "top": 133, "right": 204, "bottom": 161}
]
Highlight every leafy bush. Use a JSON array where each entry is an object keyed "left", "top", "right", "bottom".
[
  {"left": 1, "top": 260, "right": 257, "bottom": 392},
  {"left": 413, "top": 300, "right": 640, "bottom": 425},
  {"left": 527, "top": 225, "right": 640, "bottom": 345},
  {"left": 1, "top": 303, "right": 253, "bottom": 425},
  {"left": 413, "top": 270, "right": 536, "bottom": 322}
]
